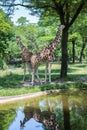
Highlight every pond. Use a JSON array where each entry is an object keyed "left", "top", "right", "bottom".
[{"left": 0, "top": 89, "right": 87, "bottom": 130}]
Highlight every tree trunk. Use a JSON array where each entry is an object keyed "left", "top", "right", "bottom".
[
  {"left": 60, "top": 28, "right": 68, "bottom": 78},
  {"left": 79, "top": 37, "right": 86, "bottom": 63},
  {"left": 72, "top": 38, "right": 75, "bottom": 63}
]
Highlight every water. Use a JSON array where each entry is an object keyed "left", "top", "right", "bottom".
[{"left": 0, "top": 89, "right": 87, "bottom": 130}]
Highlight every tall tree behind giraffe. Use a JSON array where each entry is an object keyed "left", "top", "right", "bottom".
[{"left": 29, "top": 25, "right": 65, "bottom": 85}]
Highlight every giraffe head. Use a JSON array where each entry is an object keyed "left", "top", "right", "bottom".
[{"left": 59, "top": 24, "right": 65, "bottom": 30}]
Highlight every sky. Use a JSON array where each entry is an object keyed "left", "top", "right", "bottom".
[
  {"left": 11, "top": 6, "right": 39, "bottom": 25},
  {"left": 9, "top": 109, "right": 45, "bottom": 130}
]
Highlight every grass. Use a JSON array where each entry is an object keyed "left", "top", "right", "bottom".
[{"left": 0, "top": 62, "right": 87, "bottom": 96}]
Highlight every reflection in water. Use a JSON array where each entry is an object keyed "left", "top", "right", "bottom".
[
  {"left": 62, "top": 95, "right": 71, "bottom": 130},
  {"left": 0, "top": 89, "right": 87, "bottom": 130},
  {"left": 9, "top": 108, "right": 25, "bottom": 130},
  {"left": 0, "top": 109, "right": 16, "bottom": 130},
  {"left": 20, "top": 102, "right": 60, "bottom": 130}
]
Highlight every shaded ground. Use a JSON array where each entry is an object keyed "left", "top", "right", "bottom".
[{"left": 23, "top": 76, "right": 87, "bottom": 87}]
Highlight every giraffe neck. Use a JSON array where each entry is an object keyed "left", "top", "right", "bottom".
[
  {"left": 54, "top": 28, "right": 62, "bottom": 43},
  {"left": 18, "top": 41, "right": 27, "bottom": 52},
  {"left": 48, "top": 28, "right": 62, "bottom": 53}
]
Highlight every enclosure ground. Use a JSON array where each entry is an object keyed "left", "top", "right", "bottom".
[{"left": 0, "top": 76, "right": 87, "bottom": 104}]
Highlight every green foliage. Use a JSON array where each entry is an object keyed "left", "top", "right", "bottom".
[
  {"left": 14, "top": 23, "right": 39, "bottom": 53},
  {"left": 14, "top": 21, "right": 59, "bottom": 56},
  {"left": 0, "top": 9, "right": 14, "bottom": 60},
  {"left": 68, "top": 12, "right": 87, "bottom": 62},
  {"left": 0, "top": 59, "right": 8, "bottom": 70},
  {"left": 16, "top": 16, "right": 29, "bottom": 25},
  {"left": 0, "top": 109, "right": 16, "bottom": 130}
]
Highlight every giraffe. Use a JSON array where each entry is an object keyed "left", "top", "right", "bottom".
[
  {"left": 16, "top": 36, "right": 40, "bottom": 82},
  {"left": 20, "top": 109, "right": 60, "bottom": 130},
  {"left": 29, "top": 25, "right": 65, "bottom": 85}
]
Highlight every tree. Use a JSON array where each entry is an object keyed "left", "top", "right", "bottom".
[
  {"left": 14, "top": 23, "right": 39, "bottom": 53},
  {"left": 0, "top": 0, "right": 86, "bottom": 78},
  {"left": 75, "top": 13, "right": 87, "bottom": 62},
  {"left": 68, "top": 32, "right": 78, "bottom": 63},
  {"left": 16, "top": 16, "right": 29, "bottom": 25},
  {"left": 71, "top": 38, "right": 76, "bottom": 63},
  {"left": 0, "top": 9, "right": 14, "bottom": 59},
  {"left": 79, "top": 37, "right": 87, "bottom": 62},
  {"left": 70, "top": 12, "right": 87, "bottom": 63}
]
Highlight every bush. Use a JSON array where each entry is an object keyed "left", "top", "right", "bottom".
[{"left": 0, "top": 59, "right": 8, "bottom": 70}]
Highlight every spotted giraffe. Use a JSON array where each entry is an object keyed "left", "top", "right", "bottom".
[
  {"left": 29, "top": 25, "right": 65, "bottom": 85},
  {"left": 16, "top": 36, "right": 40, "bottom": 82}
]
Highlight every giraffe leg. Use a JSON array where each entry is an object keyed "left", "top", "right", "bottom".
[
  {"left": 28, "top": 64, "right": 31, "bottom": 82},
  {"left": 48, "top": 63, "right": 51, "bottom": 83},
  {"left": 45, "top": 68, "right": 47, "bottom": 83},
  {"left": 31, "top": 69, "right": 35, "bottom": 86},
  {"left": 36, "top": 69, "right": 42, "bottom": 84},
  {"left": 45, "top": 63, "right": 48, "bottom": 83},
  {"left": 23, "top": 63, "right": 26, "bottom": 82}
]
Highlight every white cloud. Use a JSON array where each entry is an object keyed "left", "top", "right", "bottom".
[{"left": 11, "top": 6, "right": 39, "bottom": 25}]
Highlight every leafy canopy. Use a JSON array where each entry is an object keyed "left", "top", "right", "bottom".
[{"left": 0, "top": 9, "right": 13, "bottom": 58}]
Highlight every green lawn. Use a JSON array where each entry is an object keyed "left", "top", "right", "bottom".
[{"left": 0, "top": 62, "right": 87, "bottom": 96}]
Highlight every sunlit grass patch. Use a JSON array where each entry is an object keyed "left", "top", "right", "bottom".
[
  {"left": 0, "top": 86, "right": 40, "bottom": 96},
  {"left": 0, "top": 62, "right": 87, "bottom": 96},
  {"left": 0, "top": 82, "right": 87, "bottom": 96},
  {"left": 68, "top": 62, "right": 87, "bottom": 76}
]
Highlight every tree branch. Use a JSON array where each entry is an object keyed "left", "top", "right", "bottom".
[
  {"left": 52, "top": 0, "right": 65, "bottom": 24},
  {"left": 0, "top": 3, "right": 55, "bottom": 9},
  {"left": 69, "top": 1, "right": 84, "bottom": 27},
  {"left": 65, "top": 2, "right": 69, "bottom": 24},
  {"left": 0, "top": 3, "right": 34, "bottom": 8}
]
